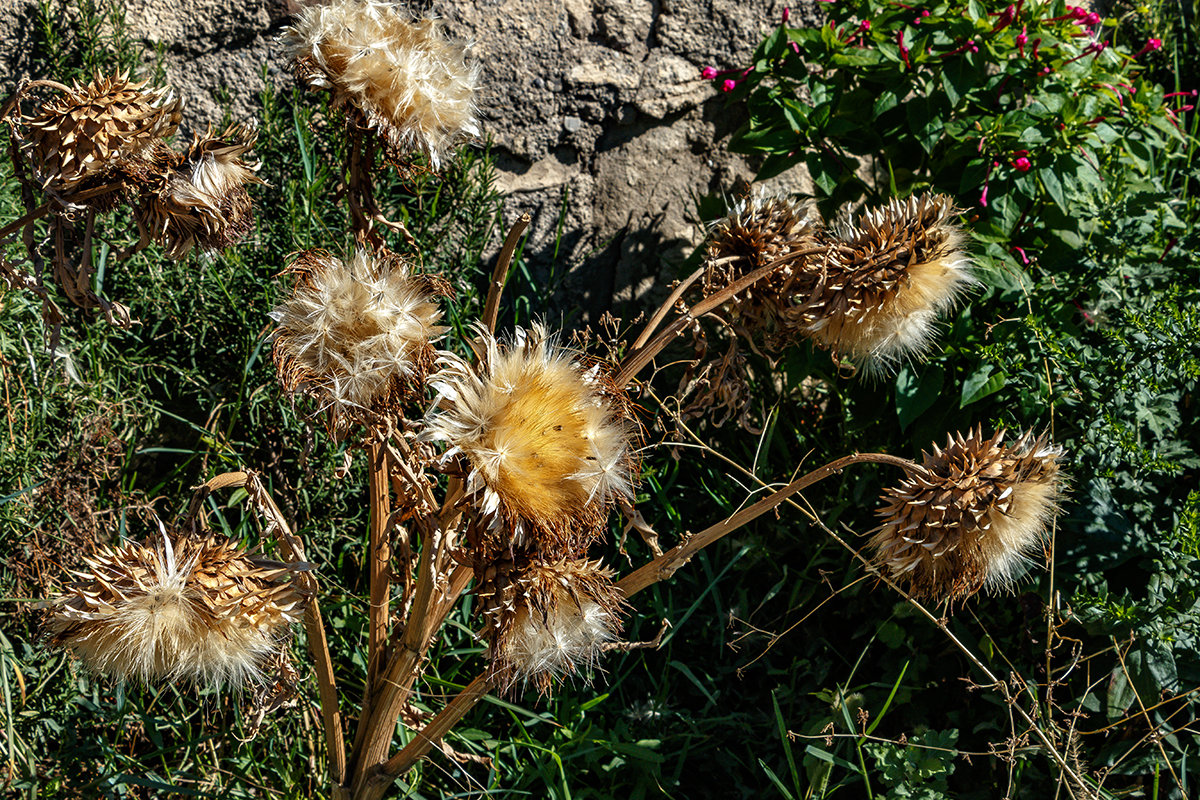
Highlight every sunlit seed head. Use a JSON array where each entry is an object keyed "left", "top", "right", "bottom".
[
  {"left": 282, "top": 0, "right": 481, "bottom": 168},
  {"left": 869, "top": 427, "right": 1066, "bottom": 603},
  {"left": 271, "top": 248, "right": 448, "bottom": 435},
  {"left": 44, "top": 532, "right": 306, "bottom": 687},
  {"left": 479, "top": 557, "right": 625, "bottom": 696},
  {"left": 794, "top": 193, "right": 976, "bottom": 370},
  {"left": 422, "top": 323, "right": 636, "bottom": 556}
]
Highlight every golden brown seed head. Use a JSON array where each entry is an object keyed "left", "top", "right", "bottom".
[
  {"left": 24, "top": 72, "right": 182, "bottom": 205},
  {"left": 870, "top": 428, "right": 1065, "bottom": 602},
  {"left": 423, "top": 323, "right": 637, "bottom": 558},
  {"left": 788, "top": 193, "right": 975, "bottom": 369},
  {"left": 282, "top": 0, "right": 480, "bottom": 168},
  {"left": 134, "top": 124, "right": 263, "bottom": 259},
  {"left": 702, "top": 188, "right": 823, "bottom": 333},
  {"left": 271, "top": 248, "right": 448, "bottom": 435},
  {"left": 478, "top": 557, "right": 625, "bottom": 696},
  {"left": 44, "top": 532, "right": 306, "bottom": 687}
]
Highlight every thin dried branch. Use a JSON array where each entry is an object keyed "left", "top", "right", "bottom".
[
  {"left": 197, "top": 471, "right": 349, "bottom": 797},
  {"left": 481, "top": 213, "right": 531, "bottom": 335}
]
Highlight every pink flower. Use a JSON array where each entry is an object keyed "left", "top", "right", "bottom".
[
  {"left": 1084, "top": 12, "right": 1100, "bottom": 24},
  {"left": 791, "top": 41, "right": 801, "bottom": 54},
  {"left": 1016, "top": 26, "right": 1028, "bottom": 56},
  {"left": 1072, "top": 6, "right": 1088, "bottom": 20},
  {"left": 1133, "top": 38, "right": 1163, "bottom": 59},
  {"left": 1012, "top": 156, "right": 1032, "bottom": 171},
  {"left": 782, "top": 6, "right": 790, "bottom": 23},
  {"left": 1012, "top": 246, "right": 1030, "bottom": 265},
  {"left": 702, "top": 66, "right": 719, "bottom": 80},
  {"left": 979, "top": 184, "right": 989, "bottom": 207},
  {"left": 992, "top": 4, "right": 1017, "bottom": 32},
  {"left": 860, "top": 19, "right": 871, "bottom": 31},
  {"left": 722, "top": 78, "right": 737, "bottom": 92}
]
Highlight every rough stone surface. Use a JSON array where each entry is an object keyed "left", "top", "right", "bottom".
[{"left": 0, "top": 0, "right": 820, "bottom": 320}]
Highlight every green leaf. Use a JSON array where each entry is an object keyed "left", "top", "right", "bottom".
[
  {"left": 895, "top": 364, "right": 945, "bottom": 431},
  {"left": 1040, "top": 165, "right": 1066, "bottom": 210},
  {"left": 960, "top": 365, "right": 1007, "bottom": 407}
]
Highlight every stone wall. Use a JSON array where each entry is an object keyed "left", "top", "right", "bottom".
[{"left": 0, "top": 0, "right": 818, "bottom": 320}]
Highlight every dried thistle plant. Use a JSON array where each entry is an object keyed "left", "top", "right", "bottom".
[
  {"left": 702, "top": 187, "right": 823, "bottom": 334},
  {"left": 283, "top": 0, "right": 480, "bottom": 168},
  {"left": 870, "top": 427, "right": 1066, "bottom": 602},
  {"left": 0, "top": 71, "right": 262, "bottom": 327},
  {"left": 45, "top": 530, "right": 306, "bottom": 687},
  {"left": 423, "top": 322, "right": 638, "bottom": 557},
  {"left": 270, "top": 248, "right": 449, "bottom": 435}
]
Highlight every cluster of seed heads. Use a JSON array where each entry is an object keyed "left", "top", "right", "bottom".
[
  {"left": 704, "top": 190, "right": 975, "bottom": 369},
  {"left": 19, "top": 72, "right": 261, "bottom": 259}
]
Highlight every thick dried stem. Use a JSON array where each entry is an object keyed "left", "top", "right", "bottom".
[{"left": 365, "top": 443, "right": 393, "bottom": 714}]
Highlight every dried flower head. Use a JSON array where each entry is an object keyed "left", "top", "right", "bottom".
[
  {"left": 24, "top": 72, "right": 182, "bottom": 207},
  {"left": 283, "top": 0, "right": 481, "bottom": 167},
  {"left": 271, "top": 248, "right": 447, "bottom": 434},
  {"left": 479, "top": 557, "right": 624, "bottom": 695},
  {"left": 870, "top": 428, "right": 1066, "bottom": 602},
  {"left": 45, "top": 532, "right": 306, "bottom": 686},
  {"left": 702, "top": 187, "right": 823, "bottom": 333},
  {"left": 424, "top": 323, "right": 636, "bottom": 556},
  {"left": 789, "top": 193, "right": 975, "bottom": 368},
  {"left": 135, "top": 124, "right": 262, "bottom": 259}
]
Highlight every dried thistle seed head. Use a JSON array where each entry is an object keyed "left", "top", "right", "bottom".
[
  {"left": 870, "top": 428, "right": 1066, "bottom": 602},
  {"left": 271, "top": 248, "right": 447, "bottom": 434},
  {"left": 702, "top": 188, "right": 823, "bottom": 330},
  {"left": 283, "top": 0, "right": 480, "bottom": 168},
  {"left": 44, "top": 532, "right": 306, "bottom": 687},
  {"left": 479, "top": 557, "right": 624, "bottom": 696},
  {"left": 790, "top": 193, "right": 975, "bottom": 369},
  {"left": 134, "top": 124, "right": 263, "bottom": 259},
  {"left": 24, "top": 72, "right": 182, "bottom": 206},
  {"left": 423, "top": 323, "right": 637, "bottom": 556}
]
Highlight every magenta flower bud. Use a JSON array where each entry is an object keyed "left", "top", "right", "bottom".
[
  {"left": 1071, "top": 6, "right": 1088, "bottom": 19},
  {"left": 1085, "top": 12, "right": 1100, "bottom": 24},
  {"left": 782, "top": 6, "right": 790, "bottom": 23},
  {"left": 702, "top": 66, "right": 719, "bottom": 80},
  {"left": 1012, "top": 156, "right": 1032, "bottom": 172},
  {"left": 860, "top": 19, "right": 871, "bottom": 30},
  {"left": 722, "top": 78, "right": 737, "bottom": 92}
]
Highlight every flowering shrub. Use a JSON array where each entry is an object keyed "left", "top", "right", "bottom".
[{"left": 715, "top": 0, "right": 1189, "bottom": 265}]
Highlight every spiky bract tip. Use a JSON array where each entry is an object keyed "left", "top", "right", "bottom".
[
  {"left": 271, "top": 248, "right": 448, "bottom": 435},
  {"left": 282, "top": 0, "right": 481, "bottom": 167},
  {"left": 45, "top": 533, "right": 306, "bottom": 687},
  {"left": 423, "top": 323, "right": 636, "bottom": 557},
  {"left": 870, "top": 428, "right": 1066, "bottom": 603}
]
